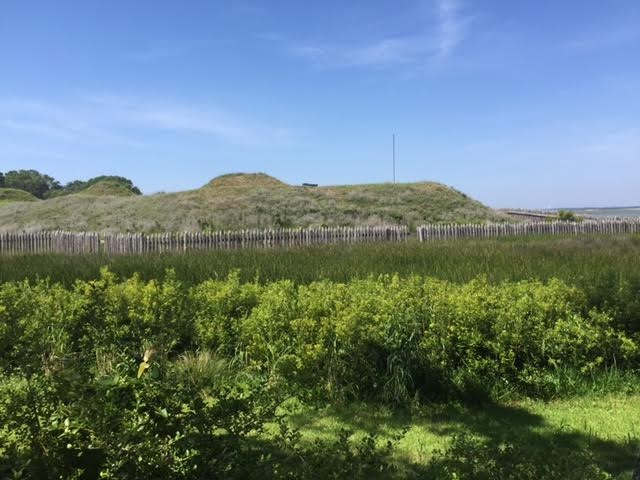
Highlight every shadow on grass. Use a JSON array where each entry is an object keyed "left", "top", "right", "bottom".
[{"left": 287, "top": 399, "right": 639, "bottom": 479}]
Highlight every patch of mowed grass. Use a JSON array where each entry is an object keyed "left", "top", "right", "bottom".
[
  {"left": 280, "top": 393, "right": 640, "bottom": 478},
  {"left": 2, "top": 234, "right": 639, "bottom": 287}
]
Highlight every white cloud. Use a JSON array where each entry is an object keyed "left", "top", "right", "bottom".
[
  {"left": 85, "top": 95, "right": 292, "bottom": 146},
  {"left": 286, "top": 0, "right": 471, "bottom": 69},
  {"left": 436, "top": 0, "right": 470, "bottom": 59},
  {"left": 0, "top": 95, "right": 292, "bottom": 148},
  {"left": 344, "top": 37, "right": 419, "bottom": 66}
]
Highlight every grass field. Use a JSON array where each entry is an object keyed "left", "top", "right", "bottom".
[{"left": 282, "top": 393, "right": 640, "bottom": 478}]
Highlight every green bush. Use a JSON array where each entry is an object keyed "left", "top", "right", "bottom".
[
  {"left": 557, "top": 210, "right": 581, "bottom": 222},
  {"left": 0, "top": 271, "right": 638, "bottom": 477},
  {"left": 1, "top": 271, "right": 637, "bottom": 402}
]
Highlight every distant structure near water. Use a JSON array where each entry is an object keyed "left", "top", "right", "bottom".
[{"left": 302, "top": 183, "right": 318, "bottom": 187}]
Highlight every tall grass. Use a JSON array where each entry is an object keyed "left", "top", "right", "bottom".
[
  {"left": 1, "top": 234, "right": 639, "bottom": 287},
  {"left": 3, "top": 234, "right": 639, "bottom": 335}
]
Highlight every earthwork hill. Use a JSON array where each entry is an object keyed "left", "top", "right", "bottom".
[{"left": 0, "top": 173, "right": 504, "bottom": 233}]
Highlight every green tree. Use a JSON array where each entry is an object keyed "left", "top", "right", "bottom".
[
  {"left": 3, "top": 169, "right": 61, "bottom": 199},
  {"left": 47, "top": 175, "right": 142, "bottom": 197},
  {"left": 0, "top": 171, "right": 5, "bottom": 188}
]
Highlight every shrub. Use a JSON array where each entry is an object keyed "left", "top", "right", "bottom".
[
  {"left": 0, "top": 271, "right": 638, "bottom": 476},
  {"left": 557, "top": 210, "right": 581, "bottom": 222}
]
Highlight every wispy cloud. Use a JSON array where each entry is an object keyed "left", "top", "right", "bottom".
[
  {"left": 0, "top": 95, "right": 293, "bottom": 147},
  {"left": 436, "top": 0, "right": 470, "bottom": 59},
  {"left": 0, "top": 99, "right": 106, "bottom": 143},
  {"left": 0, "top": 119, "right": 76, "bottom": 141},
  {"left": 344, "top": 36, "right": 427, "bottom": 67},
  {"left": 84, "top": 95, "right": 292, "bottom": 145},
  {"left": 285, "top": 0, "right": 471, "bottom": 69}
]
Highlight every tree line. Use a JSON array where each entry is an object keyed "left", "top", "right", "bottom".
[{"left": 0, "top": 169, "right": 141, "bottom": 199}]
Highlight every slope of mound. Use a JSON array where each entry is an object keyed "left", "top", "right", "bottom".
[
  {"left": 76, "top": 180, "right": 138, "bottom": 197},
  {"left": 204, "top": 173, "right": 287, "bottom": 189},
  {"left": 0, "top": 188, "right": 39, "bottom": 204},
  {"left": 0, "top": 174, "right": 505, "bottom": 233}
]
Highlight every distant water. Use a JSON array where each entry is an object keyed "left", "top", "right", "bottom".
[{"left": 567, "top": 207, "right": 640, "bottom": 218}]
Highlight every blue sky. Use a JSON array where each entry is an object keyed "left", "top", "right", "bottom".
[{"left": 1, "top": 0, "right": 639, "bottom": 208}]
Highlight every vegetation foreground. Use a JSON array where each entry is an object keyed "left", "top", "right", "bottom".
[
  {"left": 1, "top": 254, "right": 639, "bottom": 478},
  {"left": 2, "top": 234, "right": 639, "bottom": 332}
]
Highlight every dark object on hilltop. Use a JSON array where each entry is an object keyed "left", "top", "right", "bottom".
[{"left": 302, "top": 183, "right": 318, "bottom": 187}]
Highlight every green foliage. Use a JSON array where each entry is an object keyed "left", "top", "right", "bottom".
[
  {"left": 0, "top": 351, "right": 398, "bottom": 478},
  {"left": 6, "top": 235, "right": 640, "bottom": 335},
  {"left": 49, "top": 175, "right": 142, "bottom": 198},
  {"left": 0, "top": 271, "right": 638, "bottom": 477},
  {"left": 558, "top": 210, "right": 581, "bottom": 222},
  {"left": 0, "top": 354, "right": 279, "bottom": 478},
  {"left": 191, "top": 271, "right": 260, "bottom": 355},
  {"left": 2, "top": 169, "right": 61, "bottom": 199},
  {"left": 0, "top": 170, "right": 141, "bottom": 202},
  {"left": 1, "top": 272, "right": 637, "bottom": 402},
  {"left": 228, "top": 275, "right": 637, "bottom": 401}
]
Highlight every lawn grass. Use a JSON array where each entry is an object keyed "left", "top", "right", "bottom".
[{"left": 279, "top": 393, "right": 640, "bottom": 478}]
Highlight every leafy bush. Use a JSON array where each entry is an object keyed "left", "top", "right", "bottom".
[
  {"left": 0, "top": 351, "right": 399, "bottom": 479},
  {"left": 0, "top": 271, "right": 638, "bottom": 477},
  {"left": 557, "top": 210, "right": 581, "bottom": 222},
  {"left": 1, "top": 169, "right": 61, "bottom": 198},
  {"left": 2, "top": 271, "right": 636, "bottom": 402}
]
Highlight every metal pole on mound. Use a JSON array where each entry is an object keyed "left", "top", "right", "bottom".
[{"left": 392, "top": 133, "right": 396, "bottom": 184}]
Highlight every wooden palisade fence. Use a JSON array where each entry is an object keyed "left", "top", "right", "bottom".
[
  {"left": 0, "top": 225, "right": 408, "bottom": 255},
  {"left": 417, "top": 218, "right": 640, "bottom": 242},
  {"left": 0, "top": 231, "right": 101, "bottom": 255},
  {"left": 2, "top": 219, "right": 639, "bottom": 254}
]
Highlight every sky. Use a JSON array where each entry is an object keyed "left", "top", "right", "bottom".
[{"left": 1, "top": 0, "right": 639, "bottom": 208}]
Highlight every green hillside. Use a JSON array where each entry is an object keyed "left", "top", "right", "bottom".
[
  {"left": 0, "top": 188, "right": 39, "bottom": 205},
  {"left": 76, "top": 180, "right": 139, "bottom": 197},
  {"left": 0, "top": 173, "right": 505, "bottom": 233}
]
